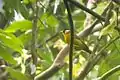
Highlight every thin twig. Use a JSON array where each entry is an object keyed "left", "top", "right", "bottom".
[
  {"left": 68, "top": 0, "right": 105, "bottom": 21},
  {"left": 98, "top": 65, "right": 120, "bottom": 80},
  {"left": 76, "top": 36, "right": 120, "bottom": 80},
  {"left": 34, "top": 1, "right": 113, "bottom": 79},
  {"left": 108, "top": 34, "right": 120, "bottom": 54},
  {"left": 63, "top": 0, "right": 74, "bottom": 80},
  {"left": 38, "top": 32, "right": 59, "bottom": 48},
  {"left": 77, "top": 1, "right": 113, "bottom": 38},
  {"left": 97, "top": 36, "right": 120, "bottom": 56}
]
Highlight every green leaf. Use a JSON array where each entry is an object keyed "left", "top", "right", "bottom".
[
  {"left": 47, "top": 15, "right": 58, "bottom": 27},
  {"left": 98, "top": 52, "right": 120, "bottom": 80},
  {"left": 72, "top": 10, "right": 85, "bottom": 31},
  {"left": 41, "top": 13, "right": 58, "bottom": 27},
  {"left": 0, "top": 45, "right": 17, "bottom": 64},
  {"left": 23, "top": 0, "right": 29, "bottom": 4},
  {"left": 37, "top": 50, "right": 54, "bottom": 71},
  {"left": 100, "top": 11, "right": 117, "bottom": 37},
  {"left": 72, "top": 10, "right": 85, "bottom": 21},
  {"left": 4, "top": 0, "right": 21, "bottom": 12},
  {"left": 0, "top": 29, "right": 23, "bottom": 54},
  {"left": 19, "top": 4, "right": 29, "bottom": 19},
  {"left": 95, "top": 2, "right": 108, "bottom": 15},
  {"left": 5, "top": 20, "right": 32, "bottom": 33},
  {"left": 6, "top": 67, "right": 30, "bottom": 80},
  {"left": 30, "top": 0, "right": 36, "bottom": 3},
  {"left": 38, "top": 49, "right": 53, "bottom": 65},
  {"left": 23, "top": 0, "right": 36, "bottom": 4},
  {"left": 18, "top": 30, "right": 32, "bottom": 46}
]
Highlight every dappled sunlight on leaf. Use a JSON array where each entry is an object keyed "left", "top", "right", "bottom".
[
  {"left": 0, "top": 29, "right": 23, "bottom": 54},
  {"left": 0, "top": 45, "right": 17, "bottom": 64},
  {"left": 5, "top": 20, "right": 32, "bottom": 33}
]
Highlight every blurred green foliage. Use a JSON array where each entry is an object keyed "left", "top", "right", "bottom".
[{"left": 0, "top": 0, "right": 119, "bottom": 80}]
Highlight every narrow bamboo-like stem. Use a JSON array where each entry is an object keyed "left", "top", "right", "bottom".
[
  {"left": 63, "top": 0, "right": 74, "bottom": 80},
  {"left": 31, "top": 0, "right": 39, "bottom": 70}
]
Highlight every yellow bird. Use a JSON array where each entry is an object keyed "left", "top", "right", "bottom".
[
  {"left": 62, "top": 29, "right": 91, "bottom": 53},
  {"left": 63, "top": 29, "right": 71, "bottom": 44}
]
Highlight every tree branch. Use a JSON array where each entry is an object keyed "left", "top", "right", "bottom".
[
  {"left": 76, "top": 36, "right": 120, "bottom": 80},
  {"left": 34, "top": 1, "right": 113, "bottom": 80},
  {"left": 68, "top": 0, "right": 105, "bottom": 21},
  {"left": 77, "top": 1, "right": 113, "bottom": 38},
  {"left": 31, "top": 0, "right": 39, "bottom": 76},
  {"left": 83, "top": 0, "right": 97, "bottom": 28},
  {"left": 34, "top": 44, "right": 70, "bottom": 80}
]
